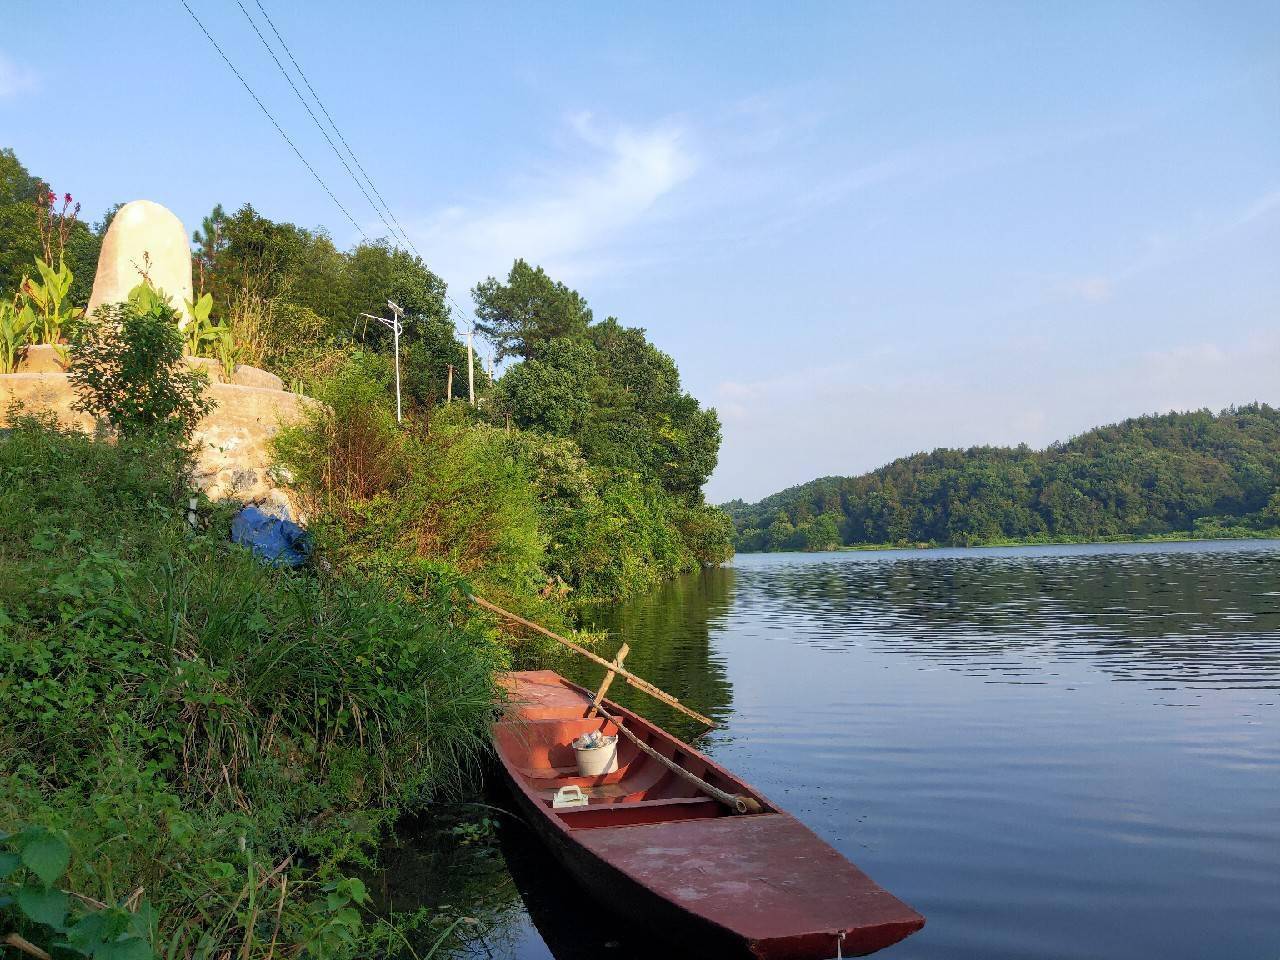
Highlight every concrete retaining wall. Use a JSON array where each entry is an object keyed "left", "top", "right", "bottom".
[{"left": 1, "top": 346, "right": 316, "bottom": 518}]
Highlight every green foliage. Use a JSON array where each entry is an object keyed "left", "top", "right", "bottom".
[
  {"left": 501, "top": 432, "right": 695, "bottom": 599},
  {"left": 0, "top": 417, "right": 503, "bottom": 957},
  {"left": 0, "top": 828, "right": 154, "bottom": 959},
  {"left": 274, "top": 356, "right": 547, "bottom": 600},
  {"left": 270, "top": 349, "right": 729, "bottom": 604},
  {"left": 256, "top": 302, "right": 347, "bottom": 394},
  {"left": 191, "top": 202, "right": 466, "bottom": 402},
  {"left": 494, "top": 315, "right": 722, "bottom": 502},
  {"left": 22, "top": 256, "right": 83, "bottom": 344},
  {"left": 472, "top": 259, "right": 593, "bottom": 361},
  {"left": 0, "top": 295, "right": 36, "bottom": 373},
  {"left": 191, "top": 202, "right": 226, "bottom": 295},
  {"left": 729, "top": 405, "right": 1280, "bottom": 551},
  {"left": 206, "top": 206, "right": 450, "bottom": 334},
  {"left": 67, "top": 287, "right": 212, "bottom": 442},
  {"left": 507, "top": 438, "right": 732, "bottom": 599},
  {"left": 181, "top": 291, "right": 216, "bottom": 355},
  {"left": 469, "top": 263, "right": 733, "bottom": 595},
  {"left": 211, "top": 321, "right": 245, "bottom": 380}
]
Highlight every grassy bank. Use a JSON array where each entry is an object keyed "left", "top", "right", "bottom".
[{"left": 0, "top": 416, "right": 507, "bottom": 958}]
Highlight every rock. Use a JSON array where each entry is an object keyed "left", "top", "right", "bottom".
[
  {"left": 256, "top": 488, "right": 298, "bottom": 522},
  {"left": 86, "top": 200, "right": 194, "bottom": 324},
  {"left": 184, "top": 357, "right": 286, "bottom": 391},
  {"left": 231, "top": 364, "right": 285, "bottom": 390},
  {"left": 230, "top": 468, "right": 259, "bottom": 490},
  {"left": 16, "top": 344, "right": 65, "bottom": 373}
]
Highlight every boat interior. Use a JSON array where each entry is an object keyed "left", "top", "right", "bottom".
[{"left": 496, "top": 671, "right": 771, "bottom": 829}]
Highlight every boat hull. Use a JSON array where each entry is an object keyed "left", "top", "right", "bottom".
[{"left": 492, "top": 670, "right": 924, "bottom": 959}]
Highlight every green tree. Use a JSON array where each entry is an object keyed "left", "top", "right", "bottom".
[
  {"left": 497, "top": 338, "right": 597, "bottom": 435},
  {"left": 191, "top": 202, "right": 228, "bottom": 295},
  {"left": 728, "top": 405, "right": 1280, "bottom": 552},
  {"left": 472, "top": 259, "right": 592, "bottom": 361},
  {"left": 496, "top": 314, "right": 722, "bottom": 502}
]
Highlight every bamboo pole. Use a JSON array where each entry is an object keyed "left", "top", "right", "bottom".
[
  {"left": 469, "top": 594, "right": 715, "bottom": 729},
  {"left": 586, "top": 642, "right": 628, "bottom": 719}
]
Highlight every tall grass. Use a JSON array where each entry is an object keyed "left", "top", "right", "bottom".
[{"left": 0, "top": 414, "right": 504, "bottom": 957}]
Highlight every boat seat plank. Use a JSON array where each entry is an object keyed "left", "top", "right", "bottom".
[
  {"left": 537, "top": 782, "right": 634, "bottom": 800},
  {"left": 556, "top": 796, "right": 724, "bottom": 828}
]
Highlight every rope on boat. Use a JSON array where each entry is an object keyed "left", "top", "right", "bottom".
[
  {"left": 589, "top": 700, "right": 763, "bottom": 815},
  {"left": 469, "top": 594, "right": 716, "bottom": 729}
]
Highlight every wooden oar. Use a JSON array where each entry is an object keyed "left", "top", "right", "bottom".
[{"left": 469, "top": 594, "right": 715, "bottom": 729}]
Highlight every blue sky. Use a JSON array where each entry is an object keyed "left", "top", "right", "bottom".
[{"left": 3, "top": 2, "right": 1278, "bottom": 501}]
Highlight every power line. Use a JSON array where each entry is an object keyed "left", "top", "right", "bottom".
[
  {"left": 243, "top": 1, "right": 476, "bottom": 327},
  {"left": 181, "top": 0, "right": 477, "bottom": 335},
  {"left": 178, "top": 0, "right": 368, "bottom": 243},
  {"left": 235, "top": 0, "right": 408, "bottom": 250},
  {"left": 250, "top": 0, "right": 421, "bottom": 255}
]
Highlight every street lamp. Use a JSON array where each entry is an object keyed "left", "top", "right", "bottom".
[{"left": 359, "top": 300, "right": 404, "bottom": 423}]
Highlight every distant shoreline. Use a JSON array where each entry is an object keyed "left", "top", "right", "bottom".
[{"left": 735, "top": 529, "right": 1280, "bottom": 555}]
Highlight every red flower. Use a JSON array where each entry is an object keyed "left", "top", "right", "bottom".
[
  {"left": 64, "top": 192, "right": 72, "bottom": 204},
  {"left": 48, "top": 191, "right": 56, "bottom": 204}
]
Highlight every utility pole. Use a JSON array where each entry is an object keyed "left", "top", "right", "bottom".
[
  {"left": 446, "top": 364, "right": 453, "bottom": 404},
  {"left": 387, "top": 300, "right": 404, "bottom": 423},
  {"left": 466, "top": 326, "right": 475, "bottom": 406},
  {"left": 358, "top": 303, "right": 404, "bottom": 423}
]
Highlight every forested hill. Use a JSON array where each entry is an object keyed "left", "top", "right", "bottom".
[{"left": 725, "top": 405, "right": 1280, "bottom": 552}]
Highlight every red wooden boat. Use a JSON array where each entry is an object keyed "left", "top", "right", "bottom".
[{"left": 493, "top": 670, "right": 925, "bottom": 959}]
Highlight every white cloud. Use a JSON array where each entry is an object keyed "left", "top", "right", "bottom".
[
  {"left": 0, "top": 53, "right": 37, "bottom": 99},
  {"left": 409, "top": 115, "right": 696, "bottom": 291}
]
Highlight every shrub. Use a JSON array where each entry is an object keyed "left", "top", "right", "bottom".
[
  {"left": 275, "top": 357, "right": 547, "bottom": 601},
  {"left": 67, "top": 286, "right": 211, "bottom": 442}
]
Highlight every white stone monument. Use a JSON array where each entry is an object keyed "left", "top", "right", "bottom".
[{"left": 86, "top": 199, "right": 193, "bottom": 324}]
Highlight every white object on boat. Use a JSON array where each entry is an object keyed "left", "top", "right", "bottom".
[
  {"left": 572, "top": 731, "right": 619, "bottom": 776},
  {"left": 552, "top": 784, "right": 590, "bottom": 809}
]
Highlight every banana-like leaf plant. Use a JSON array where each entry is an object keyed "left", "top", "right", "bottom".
[
  {"left": 0, "top": 297, "right": 37, "bottom": 373},
  {"left": 212, "top": 323, "right": 245, "bottom": 381},
  {"left": 21, "top": 258, "right": 84, "bottom": 345},
  {"left": 182, "top": 292, "right": 218, "bottom": 357}
]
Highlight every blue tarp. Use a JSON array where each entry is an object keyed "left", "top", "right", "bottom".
[{"left": 230, "top": 505, "right": 312, "bottom": 568}]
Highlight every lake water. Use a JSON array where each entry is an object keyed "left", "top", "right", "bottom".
[{"left": 401, "top": 540, "right": 1280, "bottom": 959}]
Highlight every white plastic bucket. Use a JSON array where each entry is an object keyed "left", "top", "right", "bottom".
[{"left": 573, "top": 735, "right": 619, "bottom": 776}]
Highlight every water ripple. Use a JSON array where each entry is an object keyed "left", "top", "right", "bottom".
[{"left": 732, "top": 540, "right": 1280, "bottom": 691}]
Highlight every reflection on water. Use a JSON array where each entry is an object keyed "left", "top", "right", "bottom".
[
  {"left": 742, "top": 541, "right": 1280, "bottom": 690},
  {"left": 571, "top": 564, "right": 738, "bottom": 741},
  {"left": 405, "top": 539, "right": 1280, "bottom": 960}
]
